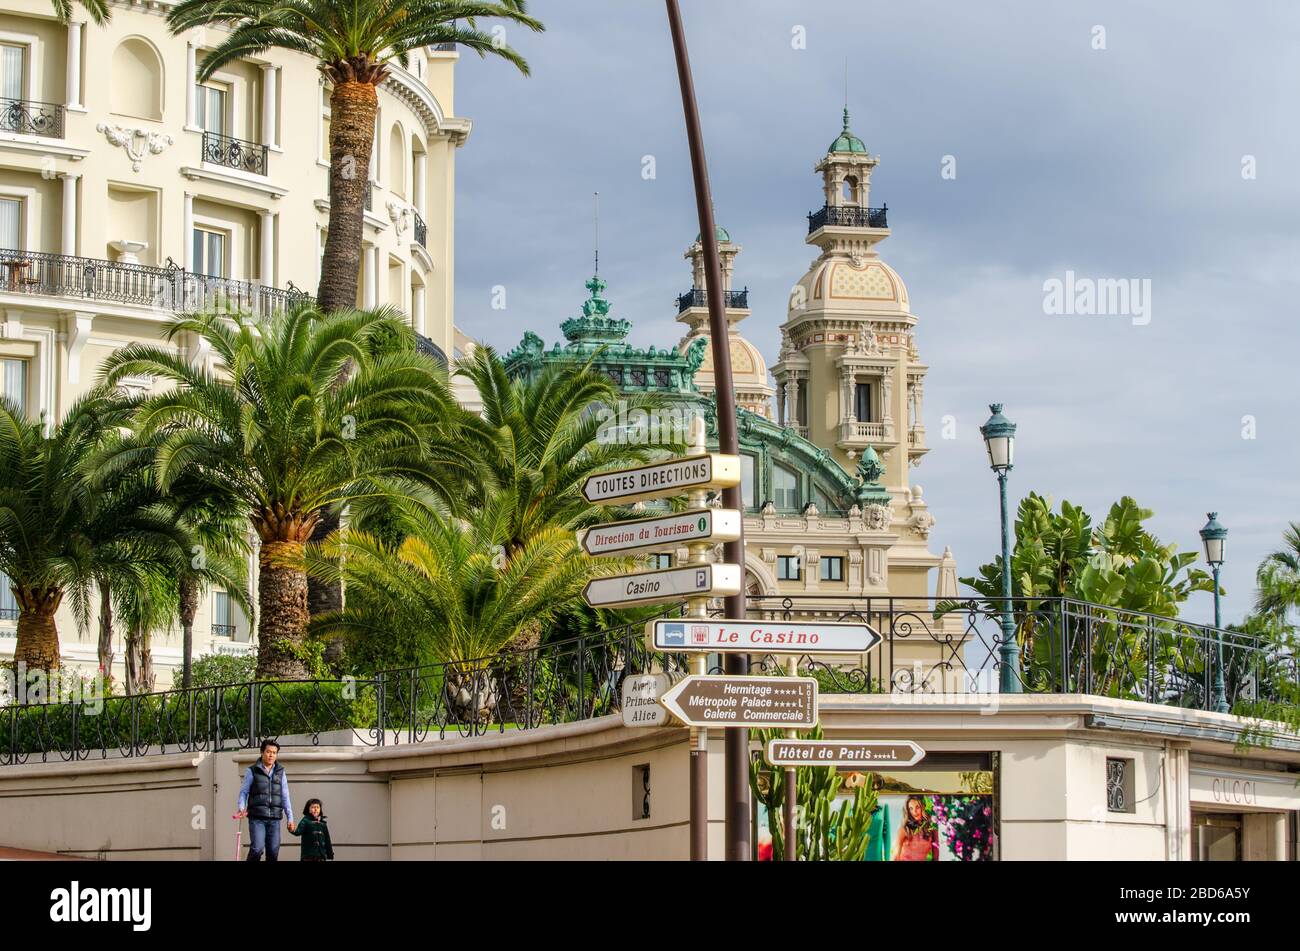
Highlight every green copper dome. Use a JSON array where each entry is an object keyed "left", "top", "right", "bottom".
[
  {"left": 695, "top": 224, "right": 732, "bottom": 244},
  {"left": 828, "top": 107, "right": 867, "bottom": 154}
]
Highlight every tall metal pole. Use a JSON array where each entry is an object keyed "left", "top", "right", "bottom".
[
  {"left": 665, "top": 0, "right": 750, "bottom": 861},
  {"left": 997, "top": 471, "right": 1021, "bottom": 693},
  {"left": 783, "top": 656, "right": 797, "bottom": 861},
  {"left": 1212, "top": 565, "right": 1228, "bottom": 713}
]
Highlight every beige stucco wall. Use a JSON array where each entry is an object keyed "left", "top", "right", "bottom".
[{"left": 1, "top": 696, "right": 1294, "bottom": 860}]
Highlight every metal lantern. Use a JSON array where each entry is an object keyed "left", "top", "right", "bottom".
[
  {"left": 980, "top": 403, "right": 1016, "bottom": 472},
  {"left": 1199, "top": 512, "right": 1227, "bottom": 567}
]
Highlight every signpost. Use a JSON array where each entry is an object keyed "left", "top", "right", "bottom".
[
  {"left": 658, "top": 674, "right": 818, "bottom": 730},
  {"left": 580, "top": 453, "right": 740, "bottom": 505},
  {"left": 581, "top": 508, "right": 741, "bottom": 557},
  {"left": 582, "top": 563, "right": 741, "bottom": 609},
  {"left": 621, "top": 672, "right": 683, "bottom": 728},
  {"left": 764, "top": 739, "right": 926, "bottom": 768},
  {"left": 646, "top": 618, "right": 881, "bottom": 655}
]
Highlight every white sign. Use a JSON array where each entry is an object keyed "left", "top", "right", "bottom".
[
  {"left": 583, "top": 564, "right": 742, "bottom": 609},
  {"left": 620, "top": 672, "right": 683, "bottom": 728},
  {"left": 765, "top": 739, "right": 926, "bottom": 768},
  {"left": 581, "top": 453, "right": 741, "bottom": 505},
  {"left": 581, "top": 509, "right": 741, "bottom": 557},
  {"left": 646, "top": 618, "right": 881, "bottom": 655}
]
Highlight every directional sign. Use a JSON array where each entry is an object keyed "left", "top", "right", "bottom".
[
  {"left": 620, "top": 672, "right": 683, "bottom": 728},
  {"left": 658, "top": 675, "right": 818, "bottom": 729},
  {"left": 581, "top": 508, "right": 742, "bottom": 557},
  {"left": 581, "top": 453, "right": 740, "bottom": 506},
  {"left": 646, "top": 618, "right": 881, "bottom": 655},
  {"left": 765, "top": 739, "right": 926, "bottom": 768},
  {"left": 583, "top": 563, "right": 742, "bottom": 609}
]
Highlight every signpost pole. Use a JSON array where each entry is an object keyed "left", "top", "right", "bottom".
[
  {"left": 783, "top": 656, "right": 797, "bottom": 861},
  {"left": 685, "top": 420, "right": 710, "bottom": 861},
  {"left": 665, "top": 0, "right": 750, "bottom": 862}
]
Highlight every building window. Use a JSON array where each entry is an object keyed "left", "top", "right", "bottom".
[
  {"left": 649, "top": 553, "right": 672, "bottom": 570},
  {"left": 1, "top": 359, "right": 27, "bottom": 414},
  {"left": 195, "top": 82, "right": 229, "bottom": 136},
  {"left": 212, "top": 590, "right": 233, "bottom": 637},
  {"left": 772, "top": 464, "right": 799, "bottom": 511},
  {"left": 820, "top": 556, "right": 844, "bottom": 582},
  {"left": 192, "top": 228, "right": 228, "bottom": 278},
  {"left": 0, "top": 571, "right": 16, "bottom": 621},
  {"left": 777, "top": 554, "right": 801, "bottom": 581},
  {"left": 1, "top": 44, "right": 26, "bottom": 101},
  {"left": 0, "top": 197, "right": 21, "bottom": 250},
  {"left": 855, "top": 382, "right": 872, "bottom": 422},
  {"left": 741, "top": 454, "right": 757, "bottom": 509}
]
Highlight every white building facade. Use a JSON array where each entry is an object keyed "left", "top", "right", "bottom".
[{"left": 0, "top": 0, "right": 468, "bottom": 682}]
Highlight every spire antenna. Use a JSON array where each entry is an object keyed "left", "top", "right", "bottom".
[{"left": 593, "top": 191, "right": 600, "bottom": 277}]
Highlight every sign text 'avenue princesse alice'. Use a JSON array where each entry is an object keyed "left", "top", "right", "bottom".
[
  {"left": 583, "top": 563, "right": 742, "bottom": 609},
  {"left": 765, "top": 739, "right": 926, "bottom": 768},
  {"left": 646, "top": 618, "right": 881, "bottom": 654},
  {"left": 581, "top": 453, "right": 741, "bottom": 505},
  {"left": 581, "top": 508, "right": 742, "bottom": 557},
  {"left": 658, "top": 674, "right": 818, "bottom": 729}
]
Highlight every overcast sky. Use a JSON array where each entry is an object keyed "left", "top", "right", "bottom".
[{"left": 451, "top": 0, "right": 1300, "bottom": 625}]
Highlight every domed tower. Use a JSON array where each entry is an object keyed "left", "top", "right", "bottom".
[
  {"left": 674, "top": 226, "right": 775, "bottom": 419},
  {"left": 773, "top": 108, "right": 930, "bottom": 507}
]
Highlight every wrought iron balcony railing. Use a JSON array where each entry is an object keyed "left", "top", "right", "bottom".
[
  {"left": 0, "top": 248, "right": 310, "bottom": 318},
  {"left": 365, "top": 180, "right": 373, "bottom": 211},
  {"left": 0, "top": 606, "right": 17, "bottom": 621},
  {"left": 413, "top": 210, "right": 427, "bottom": 248},
  {"left": 2, "top": 597, "right": 1294, "bottom": 766},
  {"left": 201, "top": 131, "right": 268, "bottom": 176},
  {"left": 0, "top": 97, "right": 64, "bottom": 138},
  {"left": 675, "top": 286, "right": 748, "bottom": 314},
  {"left": 211, "top": 624, "right": 236, "bottom": 638},
  {"left": 807, "top": 203, "right": 888, "bottom": 233}
]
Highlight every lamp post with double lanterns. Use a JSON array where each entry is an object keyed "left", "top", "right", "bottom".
[
  {"left": 1199, "top": 512, "right": 1229, "bottom": 714},
  {"left": 980, "top": 404, "right": 1020, "bottom": 693}
]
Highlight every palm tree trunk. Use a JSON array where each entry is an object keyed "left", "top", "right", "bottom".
[
  {"left": 257, "top": 539, "right": 311, "bottom": 680},
  {"left": 307, "top": 510, "right": 343, "bottom": 620},
  {"left": 317, "top": 81, "right": 378, "bottom": 313},
  {"left": 178, "top": 575, "right": 198, "bottom": 690},
  {"left": 13, "top": 584, "right": 62, "bottom": 672},
  {"left": 124, "top": 625, "right": 139, "bottom": 695},
  {"left": 97, "top": 582, "right": 114, "bottom": 689}
]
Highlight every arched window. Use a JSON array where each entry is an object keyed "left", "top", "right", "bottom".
[
  {"left": 111, "top": 38, "right": 163, "bottom": 120},
  {"left": 388, "top": 124, "right": 405, "bottom": 198}
]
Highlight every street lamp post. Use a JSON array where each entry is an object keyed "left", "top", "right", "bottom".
[
  {"left": 1199, "top": 512, "right": 1229, "bottom": 714},
  {"left": 980, "top": 404, "right": 1020, "bottom": 693}
]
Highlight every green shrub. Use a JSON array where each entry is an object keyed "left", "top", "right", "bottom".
[{"left": 190, "top": 653, "right": 257, "bottom": 688}]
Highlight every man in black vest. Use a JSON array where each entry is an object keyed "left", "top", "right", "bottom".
[{"left": 235, "top": 740, "right": 296, "bottom": 861}]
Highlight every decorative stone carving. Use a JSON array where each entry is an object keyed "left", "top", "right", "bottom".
[
  {"left": 96, "top": 124, "right": 174, "bottom": 172},
  {"left": 386, "top": 200, "right": 411, "bottom": 237},
  {"left": 864, "top": 503, "right": 890, "bottom": 531}
]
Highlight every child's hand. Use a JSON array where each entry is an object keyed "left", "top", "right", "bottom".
[{"left": 287, "top": 821, "right": 296, "bottom": 833}]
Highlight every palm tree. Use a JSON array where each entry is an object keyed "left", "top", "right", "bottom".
[
  {"left": 0, "top": 391, "right": 185, "bottom": 672},
  {"left": 306, "top": 494, "right": 604, "bottom": 717},
  {"left": 100, "top": 304, "right": 470, "bottom": 679},
  {"left": 50, "top": 0, "right": 109, "bottom": 24},
  {"left": 1256, "top": 522, "right": 1300, "bottom": 624},
  {"left": 166, "top": 0, "right": 543, "bottom": 314},
  {"left": 458, "top": 346, "right": 681, "bottom": 561}
]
